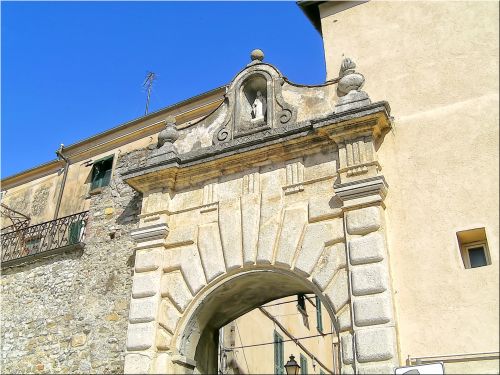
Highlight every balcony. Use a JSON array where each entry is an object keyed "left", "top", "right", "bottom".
[{"left": 1, "top": 211, "right": 89, "bottom": 268}]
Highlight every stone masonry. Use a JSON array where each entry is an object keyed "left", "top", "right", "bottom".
[{"left": 0, "top": 151, "right": 145, "bottom": 374}]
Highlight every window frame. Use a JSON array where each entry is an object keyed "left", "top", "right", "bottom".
[
  {"left": 274, "top": 330, "right": 284, "bottom": 375},
  {"left": 90, "top": 155, "right": 114, "bottom": 192},
  {"left": 300, "top": 354, "right": 308, "bottom": 375},
  {"left": 316, "top": 296, "right": 323, "bottom": 333},
  {"left": 462, "top": 241, "right": 490, "bottom": 269}
]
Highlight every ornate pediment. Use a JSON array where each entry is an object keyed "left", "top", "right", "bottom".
[{"left": 213, "top": 49, "right": 297, "bottom": 145}]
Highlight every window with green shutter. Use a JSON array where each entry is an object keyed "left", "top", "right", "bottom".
[
  {"left": 69, "top": 220, "right": 84, "bottom": 244},
  {"left": 90, "top": 155, "right": 113, "bottom": 191},
  {"left": 316, "top": 296, "right": 323, "bottom": 333},
  {"left": 300, "top": 354, "right": 308, "bottom": 375},
  {"left": 274, "top": 331, "right": 284, "bottom": 374}
]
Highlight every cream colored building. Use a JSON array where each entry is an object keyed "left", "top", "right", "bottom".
[
  {"left": 219, "top": 294, "right": 337, "bottom": 374},
  {"left": 1, "top": 2, "right": 498, "bottom": 374},
  {"left": 298, "top": 1, "right": 499, "bottom": 373}
]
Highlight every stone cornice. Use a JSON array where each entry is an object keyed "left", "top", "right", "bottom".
[{"left": 122, "top": 102, "right": 391, "bottom": 193}]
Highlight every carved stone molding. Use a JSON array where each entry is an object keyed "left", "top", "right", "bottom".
[
  {"left": 212, "top": 58, "right": 297, "bottom": 145},
  {"left": 130, "top": 223, "right": 169, "bottom": 243}
]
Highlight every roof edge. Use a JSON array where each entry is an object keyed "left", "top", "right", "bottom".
[
  {"left": 1, "top": 85, "right": 227, "bottom": 187},
  {"left": 297, "top": 0, "right": 324, "bottom": 35}
]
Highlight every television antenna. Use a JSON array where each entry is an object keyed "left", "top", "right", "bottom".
[{"left": 143, "top": 71, "right": 156, "bottom": 115}]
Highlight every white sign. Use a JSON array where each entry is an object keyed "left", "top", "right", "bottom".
[{"left": 395, "top": 362, "right": 444, "bottom": 374}]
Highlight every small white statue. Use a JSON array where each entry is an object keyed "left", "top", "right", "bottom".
[{"left": 251, "top": 91, "right": 266, "bottom": 122}]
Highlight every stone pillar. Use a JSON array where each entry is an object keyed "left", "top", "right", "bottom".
[
  {"left": 334, "top": 135, "right": 398, "bottom": 374},
  {"left": 124, "top": 189, "right": 171, "bottom": 374}
]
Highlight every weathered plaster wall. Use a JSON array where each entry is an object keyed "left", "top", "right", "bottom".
[
  {"left": 223, "top": 295, "right": 336, "bottom": 374},
  {"left": 0, "top": 151, "right": 144, "bottom": 374},
  {"left": 1, "top": 173, "right": 61, "bottom": 227},
  {"left": 319, "top": 0, "right": 499, "bottom": 367}
]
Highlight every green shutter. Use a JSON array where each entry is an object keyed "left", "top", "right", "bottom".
[
  {"left": 300, "top": 354, "right": 308, "bottom": 375},
  {"left": 316, "top": 296, "right": 323, "bottom": 332},
  {"left": 274, "top": 331, "right": 284, "bottom": 375},
  {"left": 91, "top": 156, "right": 113, "bottom": 190},
  {"left": 69, "top": 221, "right": 83, "bottom": 244}
]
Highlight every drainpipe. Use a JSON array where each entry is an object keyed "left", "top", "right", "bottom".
[{"left": 54, "top": 144, "right": 70, "bottom": 220}]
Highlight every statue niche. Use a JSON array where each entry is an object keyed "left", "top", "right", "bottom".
[{"left": 236, "top": 74, "right": 270, "bottom": 136}]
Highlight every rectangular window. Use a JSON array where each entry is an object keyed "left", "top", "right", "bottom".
[
  {"left": 466, "top": 244, "right": 488, "bottom": 268},
  {"left": 300, "top": 354, "right": 308, "bottom": 375},
  {"left": 316, "top": 296, "right": 323, "bottom": 333},
  {"left": 90, "top": 155, "right": 114, "bottom": 191},
  {"left": 456, "top": 228, "right": 491, "bottom": 269},
  {"left": 274, "top": 331, "right": 284, "bottom": 375}
]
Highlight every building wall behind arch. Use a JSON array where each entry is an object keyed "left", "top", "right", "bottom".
[{"left": 318, "top": 1, "right": 499, "bottom": 370}]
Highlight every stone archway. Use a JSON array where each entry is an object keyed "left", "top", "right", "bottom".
[
  {"left": 121, "top": 54, "right": 399, "bottom": 374},
  {"left": 175, "top": 268, "right": 341, "bottom": 374}
]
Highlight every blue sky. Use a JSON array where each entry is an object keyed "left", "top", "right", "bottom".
[{"left": 1, "top": 1, "right": 325, "bottom": 178}]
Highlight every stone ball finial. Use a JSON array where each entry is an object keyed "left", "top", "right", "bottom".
[
  {"left": 337, "top": 57, "right": 365, "bottom": 97},
  {"left": 250, "top": 49, "right": 264, "bottom": 62},
  {"left": 157, "top": 116, "right": 179, "bottom": 148}
]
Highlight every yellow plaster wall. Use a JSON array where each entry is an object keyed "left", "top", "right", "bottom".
[
  {"left": 319, "top": 0, "right": 499, "bottom": 366},
  {"left": 225, "top": 295, "right": 336, "bottom": 374}
]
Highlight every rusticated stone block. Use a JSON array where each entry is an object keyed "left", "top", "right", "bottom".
[
  {"left": 295, "top": 220, "right": 344, "bottom": 277},
  {"left": 353, "top": 293, "right": 392, "bottom": 326},
  {"left": 312, "top": 242, "right": 346, "bottom": 291},
  {"left": 349, "top": 232, "right": 385, "bottom": 265},
  {"left": 341, "top": 333, "right": 354, "bottom": 364},
  {"left": 165, "top": 225, "right": 197, "bottom": 248},
  {"left": 275, "top": 206, "right": 308, "bottom": 267},
  {"left": 126, "top": 322, "right": 155, "bottom": 351},
  {"left": 129, "top": 296, "right": 158, "bottom": 323},
  {"left": 135, "top": 248, "right": 162, "bottom": 272},
  {"left": 158, "top": 299, "right": 180, "bottom": 334},
  {"left": 156, "top": 327, "right": 172, "bottom": 350},
  {"left": 241, "top": 193, "right": 260, "bottom": 265},
  {"left": 198, "top": 223, "right": 226, "bottom": 282},
  {"left": 351, "top": 264, "right": 388, "bottom": 296},
  {"left": 324, "top": 268, "right": 349, "bottom": 313},
  {"left": 346, "top": 207, "right": 381, "bottom": 235},
  {"left": 256, "top": 195, "right": 282, "bottom": 265},
  {"left": 308, "top": 196, "right": 342, "bottom": 222},
  {"left": 218, "top": 198, "right": 243, "bottom": 270},
  {"left": 164, "top": 245, "right": 206, "bottom": 295},
  {"left": 124, "top": 353, "right": 151, "bottom": 374},
  {"left": 355, "top": 327, "right": 395, "bottom": 362},
  {"left": 336, "top": 306, "right": 352, "bottom": 332},
  {"left": 132, "top": 272, "right": 161, "bottom": 298},
  {"left": 160, "top": 271, "right": 192, "bottom": 312}
]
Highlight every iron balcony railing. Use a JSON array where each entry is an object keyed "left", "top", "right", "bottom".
[{"left": 1, "top": 211, "right": 89, "bottom": 266}]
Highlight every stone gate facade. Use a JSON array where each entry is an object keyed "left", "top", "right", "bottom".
[{"left": 120, "top": 52, "right": 398, "bottom": 374}]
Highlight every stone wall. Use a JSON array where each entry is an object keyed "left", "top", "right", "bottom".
[{"left": 0, "top": 150, "right": 146, "bottom": 374}]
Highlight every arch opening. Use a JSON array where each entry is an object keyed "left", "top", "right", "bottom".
[{"left": 175, "top": 268, "right": 340, "bottom": 374}]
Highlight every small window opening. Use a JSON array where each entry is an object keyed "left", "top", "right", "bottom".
[
  {"left": 456, "top": 228, "right": 491, "bottom": 269},
  {"left": 90, "top": 156, "right": 113, "bottom": 191}
]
